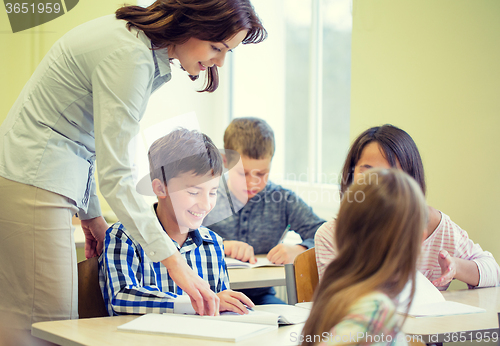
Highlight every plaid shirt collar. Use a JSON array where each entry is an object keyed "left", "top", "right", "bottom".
[{"left": 153, "top": 203, "right": 214, "bottom": 254}]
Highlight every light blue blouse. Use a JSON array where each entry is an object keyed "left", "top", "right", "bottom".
[{"left": 0, "top": 15, "right": 177, "bottom": 261}]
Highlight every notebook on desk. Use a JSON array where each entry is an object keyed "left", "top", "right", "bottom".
[
  {"left": 252, "top": 304, "right": 310, "bottom": 324},
  {"left": 225, "top": 257, "right": 283, "bottom": 269},
  {"left": 170, "top": 295, "right": 309, "bottom": 325},
  {"left": 202, "top": 304, "right": 310, "bottom": 325},
  {"left": 118, "top": 313, "right": 277, "bottom": 342}
]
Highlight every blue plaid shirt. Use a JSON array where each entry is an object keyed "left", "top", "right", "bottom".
[{"left": 99, "top": 221, "right": 229, "bottom": 316}]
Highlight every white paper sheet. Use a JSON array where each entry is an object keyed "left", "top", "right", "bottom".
[
  {"left": 118, "top": 313, "right": 277, "bottom": 342},
  {"left": 397, "top": 272, "right": 485, "bottom": 317}
]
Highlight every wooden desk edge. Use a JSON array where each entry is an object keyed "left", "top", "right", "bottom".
[
  {"left": 32, "top": 316, "right": 304, "bottom": 346},
  {"left": 227, "top": 265, "right": 286, "bottom": 289},
  {"left": 32, "top": 323, "right": 81, "bottom": 346},
  {"left": 229, "top": 277, "right": 286, "bottom": 290}
]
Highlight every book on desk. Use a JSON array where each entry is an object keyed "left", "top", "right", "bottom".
[
  {"left": 117, "top": 313, "right": 277, "bottom": 342},
  {"left": 118, "top": 300, "right": 310, "bottom": 342},
  {"left": 203, "top": 304, "right": 310, "bottom": 325},
  {"left": 225, "top": 257, "right": 283, "bottom": 269}
]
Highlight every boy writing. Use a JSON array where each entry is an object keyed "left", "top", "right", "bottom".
[
  {"left": 99, "top": 128, "right": 253, "bottom": 315},
  {"left": 203, "top": 117, "right": 325, "bottom": 305}
]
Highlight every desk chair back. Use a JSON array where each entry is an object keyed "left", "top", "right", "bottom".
[
  {"left": 285, "top": 248, "right": 319, "bottom": 304},
  {"left": 77, "top": 256, "right": 109, "bottom": 318}
]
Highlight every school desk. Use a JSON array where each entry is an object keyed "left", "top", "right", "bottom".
[
  {"left": 227, "top": 255, "right": 286, "bottom": 289},
  {"left": 31, "top": 287, "right": 499, "bottom": 345},
  {"left": 32, "top": 315, "right": 305, "bottom": 346},
  {"left": 402, "top": 286, "right": 500, "bottom": 343}
]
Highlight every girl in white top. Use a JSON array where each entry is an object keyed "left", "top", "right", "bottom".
[
  {"left": 0, "top": 0, "right": 266, "bottom": 334},
  {"left": 315, "top": 125, "right": 500, "bottom": 290}
]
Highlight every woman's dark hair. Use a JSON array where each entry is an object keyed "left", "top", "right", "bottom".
[
  {"left": 340, "top": 124, "right": 426, "bottom": 197},
  {"left": 116, "top": 0, "right": 267, "bottom": 92}
]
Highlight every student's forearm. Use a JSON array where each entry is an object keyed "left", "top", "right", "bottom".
[
  {"left": 468, "top": 256, "right": 500, "bottom": 287},
  {"left": 299, "top": 238, "right": 314, "bottom": 249},
  {"left": 112, "top": 288, "right": 177, "bottom": 314},
  {"left": 454, "top": 258, "right": 480, "bottom": 287}
]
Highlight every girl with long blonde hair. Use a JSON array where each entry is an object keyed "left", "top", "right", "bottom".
[{"left": 302, "top": 169, "right": 427, "bottom": 345}]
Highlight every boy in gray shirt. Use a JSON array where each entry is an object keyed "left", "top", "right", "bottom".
[{"left": 203, "top": 117, "right": 324, "bottom": 304}]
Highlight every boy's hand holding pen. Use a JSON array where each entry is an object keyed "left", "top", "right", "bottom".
[
  {"left": 267, "top": 225, "right": 307, "bottom": 265},
  {"left": 277, "top": 224, "right": 291, "bottom": 244}
]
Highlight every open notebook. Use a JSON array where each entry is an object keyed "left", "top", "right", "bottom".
[
  {"left": 397, "top": 272, "right": 486, "bottom": 317},
  {"left": 172, "top": 295, "right": 309, "bottom": 325},
  {"left": 252, "top": 304, "right": 310, "bottom": 324},
  {"left": 225, "top": 257, "right": 283, "bottom": 269},
  {"left": 118, "top": 313, "right": 277, "bottom": 342},
  {"left": 167, "top": 295, "right": 309, "bottom": 325},
  {"left": 207, "top": 304, "right": 310, "bottom": 325}
]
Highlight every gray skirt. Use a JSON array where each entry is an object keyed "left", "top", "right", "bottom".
[{"left": 0, "top": 176, "right": 79, "bottom": 331}]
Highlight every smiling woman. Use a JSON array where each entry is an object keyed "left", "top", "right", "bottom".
[
  {"left": 116, "top": 0, "right": 267, "bottom": 91},
  {"left": 0, "top": 0, "right": 266, "bottom": 337},
  {"left": 168, "top": 30, "right": 249, "bottom": 81}
]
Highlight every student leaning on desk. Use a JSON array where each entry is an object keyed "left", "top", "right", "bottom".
[
  {"left": 203, "top": 117, "right": 325, "bottom": 305},
  {"left": 0, "top": 0, "right": 267, "bottom": 336},
  {"left": 99, "top": 129, "right": 253, "bottom": 316},
  {"left": 315, "top": 124, "right": 500, "bottom": 291}
]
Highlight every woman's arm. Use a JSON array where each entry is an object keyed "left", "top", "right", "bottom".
[
  {"left": 92, "top": 45, "right": 218, "bottom": 315},
  {"left": 92, "top": 46, "right": 177, "bottom": 261},
  {"left": 81, "top": 216, "right": 108, "bottom": 258}
]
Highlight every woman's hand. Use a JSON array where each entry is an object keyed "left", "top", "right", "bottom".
[
  {"left": 224, "top": 240, "right": 257, "bottom": 264},
  {"left": 217, "top": 290, "right": 254, "bottom": 315},
  {"left": 162, "top": 252, "right": 220, "bottom": 316},
  {"left": 80, "top": 216, "right": 108, "bottom": 259}
]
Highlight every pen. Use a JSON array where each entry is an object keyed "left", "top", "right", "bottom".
[{"left": 277, "top": 224, "right": 291, "bottom": 244}]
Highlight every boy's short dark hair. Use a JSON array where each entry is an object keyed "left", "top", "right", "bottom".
[
  {"left": 223, "top": 117, "right": 275, "bottom": 163},
  {"left": 148, "top": 128, "right": 223, "bottom": 184}
]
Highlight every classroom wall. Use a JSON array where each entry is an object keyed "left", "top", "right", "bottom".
[
  {"left": 0, "top": 0, "right": 126, "bottom": 124},
  {"left": 351, "top": 1, "right": 500, "bottom": 259}
]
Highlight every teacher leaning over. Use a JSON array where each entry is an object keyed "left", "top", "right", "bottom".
[{"left": 0, "top": 0, "right": 266, "bottom": 333}]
